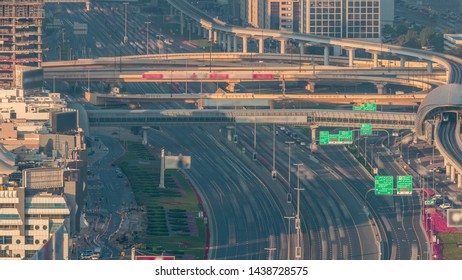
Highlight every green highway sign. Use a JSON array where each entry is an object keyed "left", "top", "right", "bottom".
[
  {"left": 363, "top": 103, "right": 377, "bottom": 112},
  {"left": 360, "top": 124, "right": 373, "bottom": 135},
  {"left": 375, "top": 176, "right": 394, "bottom": 195},
  {"left": 397, "top": 175, "right": 413, "bottom": 195},
  {"left": 352, "top": 103, "right": 377, "bottom": 112},
  {"left": 338, "top": 131, "right": 353, "bottom": 144},
  {"left": 319, "top": 131, "right": 353, "bottom": 145},
  {"left": 320, "top": 131, "right": 329, "bottom": 145},
  {"left": 425, "top": 200, "right": 435, "bottom": 206}
]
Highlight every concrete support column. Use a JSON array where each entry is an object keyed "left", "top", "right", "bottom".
[
  {"left": 305, "top": 82, "right": 315, "bottom": 93},
  {"left": 375, "top": 83, "right": 386, "bottom": 95},
  {"left": 258, "top": 37, "right": 264, "bottom": 53},
  {"left": 348, "top": 48, "right": 355, "bottom": 67},
  {"left": 142, "top": 126, "right": 149, "bottom": 145},
  {"left": 451, "top": 166, "right": 456, "bottom": 182},
  {"left": 180, "top": 12, "right": 184, "bottom": 35},
  {"left": 310, "top": 125, "right": 318, "bottom": 152},
  {"left": 233, "top": 35, "right": 238, "bottom": 52},
  {"left": 324, "top": 46, "right": 329, "bottom": 66},
  {"left": 278, "top": 38, "right": 286, "bottom": 54},
  {"left": 299, "top": 42, "right": 304, "bottom": 54},
  {"left": 85, "top": 1, "right": 91, "bottom": 11},
  {"left": 208, "top": 29, "right": 213, "bottom": 42},
  {"left": 427, "top": 62, "right": 433, "bottom": 73},
  {"left": 227, "top": 128, "right": 232, "bottom": 141},
  {"left": 446, "top": 163, "right": 451, "bottom": 176},
  {"left": 400, "top": 56, "right": 406, "bottom": 68},
  {"left": 227, "top": 34, "right": 232, "bottom": 52},
  {"left": 226, "top": 82, "right": 236, "bottom": 92},
  {"left": 458, "top": 173, "right": 462, "bottom": 188},
  {"left": 213, "top": 31, "right": 218, "bottom": 44},
  {"left": 373, "top": 52, "right": 379, "bottom": 68},
  {"left": 242, "top": 36, "right": 248, "bottom": 53}
]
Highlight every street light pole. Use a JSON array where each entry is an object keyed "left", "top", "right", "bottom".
[
  {"left": 145, "top": 21, "right": 151, "bottom": 55},
  {"left": 123, "top": 2, "right": 129, "bottom": 44},
  {"left": 293, "top": 163, "right": 304, "bottom": 260},
  {"left": 285, "top": 141, "right": 294, "bottom": 197},
  {"left": 284, "top": 216, "right": 295, "bottom": 260}
]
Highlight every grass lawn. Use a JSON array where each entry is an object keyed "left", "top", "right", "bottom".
[
  {"left": 438, "top": 232, "right": 462, "bottom": 260},
  {"left": 117, "top": 142, "right": 206, "bottom": 259}
]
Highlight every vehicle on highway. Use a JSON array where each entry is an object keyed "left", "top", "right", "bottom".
[
  {"left": 442, "top": 113, "right": 449, "bottom": 122},
  {"left": 80, "top": 250, "right": 94, "bottom": 260}
]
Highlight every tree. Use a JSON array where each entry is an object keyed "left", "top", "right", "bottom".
[{"left": 420, "top": 27, "right": 434, "bottom": 47}]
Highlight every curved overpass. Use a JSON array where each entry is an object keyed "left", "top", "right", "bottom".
[
  {"left": 418, "top": 85, "right": 462, "bottom": 188},
  {"left": 166, "top": 0, "right": 462, "bottom": 84}
]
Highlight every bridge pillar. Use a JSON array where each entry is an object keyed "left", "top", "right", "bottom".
[
  {"left": 310, "top": 125, "right": 318, "bottom": 152},
  {"left": 227, "top": 128, "right": 233, "bottom": 141},
  {"left": 299, "top": 42, "right": 304, "bottom": 54},
  {"left": 375, "top": 83, "right": 386, "bottom": 95},
  {"left": 258, "top": 37, "right": 264, "bottom": 53},
  {"left": 241, "top": 36, "right": 248, "bottom": 53},
  {"left": 180, "top": 12, "right": 184, "bottom": 36},
  {"left": 347, "top": 48, "right": 355, "bottom": 67},
  {"left": 278, "top": 38, "right": 287, "bottom": 54},
  {"left": 451, "top": 166, "right": 456, "bottom": 182},
  {"left": 427, "top": 62, "right": 433, "bottom": 73},
  {"left": 305, "top": 82, "right": 316, "bottom": 93},
  {"left": 85, "top": 1, "right": 91, "bottom": 11},
  {"left": 372, "top": 52, "right": 379, "bottom": 68},
  {"left": 213, "top": 31, "right": 218, "bottom": 44},
  {"left": 233, "top": 35, "right": 238, "bottom": 52},
  {"left": 142, "top": 126, "right": 149, "bottom": 145},
  {"left": 446, "top": 162, "right": 451, "bottom": 177},
  {"left": 458, "top": 173, "right": 462, "bottom": 188},
  {"left": 226, "top": 82, "right": 236, "bottom": 92},
  {"left": 400, "top": 56, "right": 406, "bottom": 68},
  {"left": 208, "top": 29, "right": 213, "bottom": 42},
  {"left": 324, "top": 46, "right": 330, "bottom": 66},
  {"left": 227, "top": 34, "right": 232, "bottom": 52}
]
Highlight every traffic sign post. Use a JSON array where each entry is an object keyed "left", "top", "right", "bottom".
[
  {"left": 375, "top": 176, "right": 393, "bottom": 195},
  {"left": 360, "top": 124, "right": 373, "bottom": 135},
  {"left": 397, "top": 175, "right": 413, "bottom": 195}
]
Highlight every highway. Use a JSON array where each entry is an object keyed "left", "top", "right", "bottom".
[
  {"left": 236, "top": 124, "right": 381, "bottom": 259},
  {"left": 145, "top": 125, "right": 293, "bottom": 259},
  {"left": 356, "top": 131, "right": 430, "bottom": 259},
  {"left": 438, "top": 114, "right": 462, "bottom": 171}
]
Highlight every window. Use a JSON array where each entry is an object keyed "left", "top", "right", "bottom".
[
  {"left": 25, "top": 250, "right": 36, "bottom": 258},
  {"left": 16, "top": 239, "right": 21, "bottom": 244},
  {"left": 34, "top": 239, "right": 39, "bottom": 244},
  {"left": 25, "top": 225, "right": 33, "bottom": 230},
  {"left": 43, "top": 240, "right": 47, "bottom": 244},
  {"left": 34, "top": 225, "right": 40, "bottom": 230},
  {"left": 43, "top": 225, "right": 47, "bottom": 230},
  {"left": 0, "top": 236, "right": 12, "bottom": 244},
  {"left": 25, "top": 236, "right": 33, "bottom": 244}
]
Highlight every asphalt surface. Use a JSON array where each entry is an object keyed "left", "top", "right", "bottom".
[{"left": 357, "top": 131, "right": 430, "bottom": 260}]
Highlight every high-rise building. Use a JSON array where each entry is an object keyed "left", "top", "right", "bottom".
[
  {"left": 345, "top": 0, "right": 381, "bottom": 39},
  {"left": 240, "top": 0, "right": 267, "bottom": 27},
  {"left": 267, "top": 0, "right": 300, "bottom": 32},
  {"left": 299, "top": 0, "right": 381, "bottom": 40},
  {"left": 300, "top": 0, "right": 343, "bottom": 37},
  {"left": 0, "top": 0, "right": 44, "bottom": 89}
]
